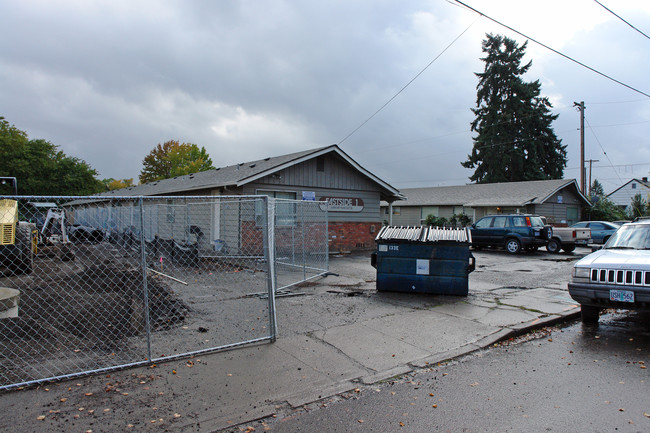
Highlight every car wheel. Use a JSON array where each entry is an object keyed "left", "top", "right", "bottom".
[
  {"left": 546, "top": 238, "right": 561, "bottom": 254},
  {"left": 505, "top": 238, "right": 521, "bottom": 254},
  {"left": 580, "top": 305, "right": 600, "bottom": 323},
  {"left": 562, "top": 244, "right": 576, "bottom": 253}
]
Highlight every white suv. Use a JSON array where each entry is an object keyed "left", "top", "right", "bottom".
[{"left": 568, "top": 219, "right": 650, "bottom": 323}]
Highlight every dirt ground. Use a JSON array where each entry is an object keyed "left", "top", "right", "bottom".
[{"left": 0, "top": 240, "right": 291, "bottom": 389}]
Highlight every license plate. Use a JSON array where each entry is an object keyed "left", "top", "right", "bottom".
[{"left": 610, "top": 289, "right": 634, "bottom": 303}]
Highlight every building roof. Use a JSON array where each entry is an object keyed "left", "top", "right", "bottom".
[
  {"left": 387, "top": 179, "right": 590, "bottom": 208},
  {"left": 606, "top": 178, "right": 650, "bottom": 197},
  {"left": 99, "top": 144, "right": 405, "bottom": 201}
]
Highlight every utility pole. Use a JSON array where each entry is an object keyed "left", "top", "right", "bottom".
[
  {"left": 587, "top": 159, "right": 599, "bottom": 196},
  {"left": 574, "top": 101, "right": 586, "bottom": 194}
]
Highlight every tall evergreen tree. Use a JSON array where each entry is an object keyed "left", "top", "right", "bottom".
[{"left": 462, "top": 34, "right": 567, "bottom": 183}]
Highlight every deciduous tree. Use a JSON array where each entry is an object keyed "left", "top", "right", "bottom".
[
  {"left": 462, "top": 34, "right": 567, "bottom": 183},
  {"left": 103, "top": 178, "right": 135, "bottom": 191},
  {"left": 139, "top": 140, "right": 214, "bottom": 183},
  {"left": 0, "top": 117, "right": 104, "bottom": 195}
]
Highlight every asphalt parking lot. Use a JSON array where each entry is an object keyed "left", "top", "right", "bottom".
[{"left": 0, "top": 244, "right": 592, "bottom": 433}]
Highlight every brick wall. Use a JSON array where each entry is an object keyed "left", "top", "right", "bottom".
[
  {"left": 240, "top": 221, "right": 378, "bottom": 254},
  {"left": 328, "top": 221, "right": 378, "bottom": 252}
]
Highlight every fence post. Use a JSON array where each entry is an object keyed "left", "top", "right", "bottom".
[
  {"left": 263, "top": 196, "right": 278, "bottom": 342},
  {"left": 325, "top": 200, "right": 329, "bottom": 272},
  {"left": 301, "top": 201, "right": 306, "bottom": 281},
  {"left": 138, "top": 197, "right": 153, "bottom": 361}
]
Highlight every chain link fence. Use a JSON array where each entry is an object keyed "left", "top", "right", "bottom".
[{"left": 0, "top": 195, "right": 328, "bottom": 391}]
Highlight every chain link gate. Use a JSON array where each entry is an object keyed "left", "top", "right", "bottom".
[{"left": 0, "top": 195, "right": 328, "bottom": 391}]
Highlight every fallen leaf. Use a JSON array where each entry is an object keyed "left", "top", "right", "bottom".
[
  {"left": 174, "top": 413, "right": 181, "bottom": 418},
  {"left": 470, "top": 382, "right": 479, "bottom": 387},
  {"left": 358, "top": 419, "right": 364, "bottom": 423},
  {"left": 432, "top": 404, "right": 438, "bottom": 408},
  {"left": 619, "top": 408, "right": 625, "bottom": 412},
  {"left": 643, "top": 412, "right": 650, "bottom": 418},
  {"left": 37, "top": 415, "right": 46, "bottom": 421},
  {"left": 172, "top": 370, "right": 177, "bottom": 374},
  {"left": 399, "top": 422, "right": 405, "bottom": 427},
  {"left": 127, "top": 424, "right": 134, "bottom": 428},
  {"left": 85, "top": 392, "right": 93, "bottom": 396},
  {"left": 60, "top": 398, "right": 68, "bottom": 402},
  {"left": 429, "top": 393, "right": 434, "bottom": 397}
]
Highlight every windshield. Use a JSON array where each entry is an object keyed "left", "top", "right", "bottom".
[{"left": 604, "top": 224, "right": 650, "bottom": 250}]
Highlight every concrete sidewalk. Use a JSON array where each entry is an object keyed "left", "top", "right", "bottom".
[{"left": 0, "top": 250, "right": 583, "bottom": 433}]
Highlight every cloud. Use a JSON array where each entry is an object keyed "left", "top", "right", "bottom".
[{"left": 0, "top": 0, "right": 649, "bottom": 193}]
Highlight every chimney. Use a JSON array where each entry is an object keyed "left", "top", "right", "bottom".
[{"left": 643, "top": 177, "right": 648, "bottom": 182}]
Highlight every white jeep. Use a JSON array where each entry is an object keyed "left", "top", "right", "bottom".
[{"left": 568, "top": 219, "right": 650, "bottom": 323}]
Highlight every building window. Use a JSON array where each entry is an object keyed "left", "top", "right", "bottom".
[
  {"left": 256, "top": 190, "right": 297, "bottom": 226},
  {"left": 421, "top": 206, "right": 438, "bottom": 220},
  {"left": 632, "top": 183, "right": 637, "bottom": 189},
  {"left": 392, "top": 207, "right": 401, "bottom": 215}
]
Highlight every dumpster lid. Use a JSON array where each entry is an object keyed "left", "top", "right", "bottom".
[{"left": 376, "top": 226, "right": 472, "bottom": 243}]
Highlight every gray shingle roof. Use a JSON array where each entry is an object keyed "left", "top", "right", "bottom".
[
  {"left": 98, "top": 145, "right": 404, "bottom": 200},
  {"left": 390, "top": 179, "right": 589, "bottom": 207}
]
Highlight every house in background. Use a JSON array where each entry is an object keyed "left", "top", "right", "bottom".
[
  {"left": 100, "top": 144, "right": 404, "bottom": 252},
  {"left": 607, "top": 177, "right": 650, "bottom": 210},
  {"left": 382, "top": 179, "right": 591, "bottom": 227}
]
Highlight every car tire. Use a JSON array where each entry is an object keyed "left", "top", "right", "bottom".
[
  {"left": 580, "top": 305, "right": 600, "bottom": 323},
  {"left": 546, "top": 238, "right": 561, "bottom": 254},
  {"left": 562, "top": 244, "right": 576, "bottom": 253},
  {"left": 505, "top": 238, "right": 521, "bottom": 254}
]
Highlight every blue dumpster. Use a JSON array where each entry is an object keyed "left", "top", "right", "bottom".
[{"left": 371, "top": 226, "right": 475, "bottom": 295}]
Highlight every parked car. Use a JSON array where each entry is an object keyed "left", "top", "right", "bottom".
[
  {"left": 568, "top": 219, "right": 650, "bottom": 323},
  {"left": 570, "top": 221, "right": 620, "bottom": 244},
  {"left": 469, "top": 214, "right": 552, "bottom": 254},
  {"left": 539, "top": 217, "right": 591, "bottom": 253}
]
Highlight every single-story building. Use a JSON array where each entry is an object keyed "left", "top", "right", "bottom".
[
  {"left": 607, "top": 177, "right": 650, "bottom": 209},
  {"left": 99, "top": 145, "right": 404, "bottom": 252},
  {"left": 382, "top": 179, "right": 591, "bottom": 227}
]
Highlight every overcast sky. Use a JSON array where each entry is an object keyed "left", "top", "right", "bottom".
[{"left": 1, "top": 0, "right": 649, "bottom": 197}]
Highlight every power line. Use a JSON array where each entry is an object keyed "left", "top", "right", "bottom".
[
  {"left": 454, "top": 0, "right": 650, "bottom": 98},
  {"left": 337, "top": 18, "right": 478, "bottom": 146},
  {"left": 584, "top": 116, "right": 625, "bottom": 188},
  {"left": 594, "top": 0, "right": 650, "bottom": 40}
]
